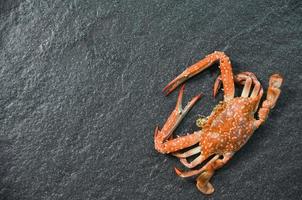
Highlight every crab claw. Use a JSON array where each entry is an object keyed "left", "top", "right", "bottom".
[
  {"left": 162, "top": 73, "right": 189, "bottom": 96},
  {"left": 163, "top": 51, "right": 235, "bottom": 101},
  {"left": 162, "top": 61, "right": 212, "bottom": 96},
  {"left": 213, "top": 75, "right": 222, "bottom": 98},
  {"left": 154, "top": 84, "right": 203, "bottom": 154},
  {"left": 162, "top": 54, "right": 215, "bottom": 96}
]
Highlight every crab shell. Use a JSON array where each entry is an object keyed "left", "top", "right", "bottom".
[{"left": 200, "top": 97, "right": 258, "bottom": 158}]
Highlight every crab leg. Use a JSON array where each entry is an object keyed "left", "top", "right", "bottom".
[
  {"left": 250, "top": 79, "right": 261, "bottom": 98},
  {"left": 163, "top": 51, "right": 235, "bottom": 101},
  {"left": 238, "top": 72, "right": 262, "bottom": 98},
  {"left": 254, "top": 87, "right": 264, "bottom": 112},
  {"left": 254, "top": 74, "right": 283, "bottom": 128},
  {"left": 214, "top": 72, "right": 264, "bottom": 110},
  {"left": 180, "top": 155, "right": 206, "bottom": 168},
  {"left": 234, "top": 72, "right": 264, "bottom": 110},
  {"left": 175, "top": 153, "right": 233, "bottom": 194},
  {"left": 173, "top": 146, "right": 201, "bottom": 158},
  {"left": 241, "top": 76, "right": 252, "bottom": 97},
  {"left": 174, "top": 155, "right": 220, "bottom": 178},
  {"left": 154, "top": 85, "right": 203, "bottom": 154},
  {"left": 196, "top": 153, "right": 233, "bottom": 194},
  {"left": 243, "top": 72, "right": 263, "bottom": 110}
]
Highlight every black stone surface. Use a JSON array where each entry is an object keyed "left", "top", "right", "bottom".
[{"left": 1, "top": 0, "right": 302, "bottom": 199}]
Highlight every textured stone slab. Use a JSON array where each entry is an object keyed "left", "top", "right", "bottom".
[{"left": 0, "top": 0, "right": 302, "bottom": 199}]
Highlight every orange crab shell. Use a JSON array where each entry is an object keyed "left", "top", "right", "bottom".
[{"left": 200, "top": 97, "right": 258, "bottom": 157}]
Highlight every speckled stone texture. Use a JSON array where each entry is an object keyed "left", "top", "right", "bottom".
[{"left": 0, "top": 0, "right": 302, "bottom": 199}]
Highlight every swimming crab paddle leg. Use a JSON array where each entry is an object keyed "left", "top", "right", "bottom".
[
  {"left": 196, "top": 153, "right": 233, "bottom": 194},
  {"left": 154, "top": 84, "right": 203, "bottom": 154},
  {"left": 174, "top": 153, "right": 233, "bottom": 194},
  {"left": 163, "top": 51, "right": 235, "bottom": 101},
  {"left": 254, "top": 74, "right": 283, "bottom": 128}
]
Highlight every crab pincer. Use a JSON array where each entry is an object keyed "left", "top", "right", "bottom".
[
  {"left": 154, "top": 84, "right": 203, "bottom": 154},
  {"left": 163, "top": 51, "right": 235, "bottom": 100}
]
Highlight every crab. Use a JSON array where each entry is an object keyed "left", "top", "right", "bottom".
[{"left": 154, "top": 51, "right": 283, "bottom": 194}]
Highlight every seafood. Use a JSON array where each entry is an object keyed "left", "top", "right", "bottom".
[{"left": 154, "top": 51, "right": 283, "bottom": 194}]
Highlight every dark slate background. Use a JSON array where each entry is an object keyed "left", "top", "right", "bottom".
[{"left": 1, "top": 0, "right": 302, "bottom": 199}]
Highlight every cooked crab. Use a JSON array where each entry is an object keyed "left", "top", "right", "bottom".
[{"left": 154, "top": 51, "right": 283, "bottom": 194}]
